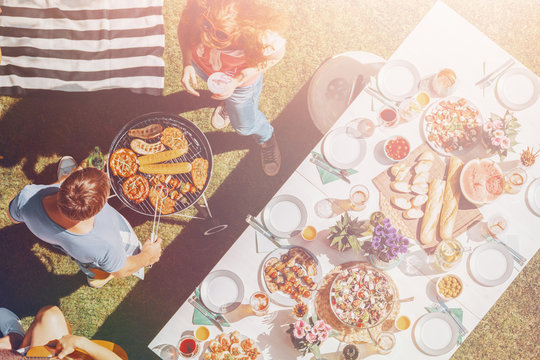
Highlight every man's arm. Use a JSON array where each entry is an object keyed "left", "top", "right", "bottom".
[
  {"left": 111, "top": 238, "right": 162, "bottom": 278},
  {"left": 55, "top": 335, "right": 122, "bottom": 360}
]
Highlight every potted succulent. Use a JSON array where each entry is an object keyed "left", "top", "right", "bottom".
[
  {"left": 327, "top": 212, "right": 372, "bottom": 252},
  {"left": 362, "top": 218, "right": 410, "bottom": 270}
]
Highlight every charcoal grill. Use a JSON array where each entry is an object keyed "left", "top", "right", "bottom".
[{"left": 107, "top": 112, "right": 227, "bottom": 235}]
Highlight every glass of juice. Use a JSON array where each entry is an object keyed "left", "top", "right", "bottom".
[
  {"left": 301, "top": 225, "right": 317, "bottom": 241},
  {"left": 377, "top": 106, "right": 399, "bottom": 128},
  {"left": 394, "top": 315, "right": 411, "bottom": 331},
  {"left": 178, "top": 335, "right": 199, "bottom": 358},
  {"left": 485, "top": 215, "right": 508, "bottom": 237},
  {"left": 250, "top": 291, "right": 270, "bottom": 316},
  {"left": 434, "top": 239, "right": 464, "bottom": 271},
  {"left": 194, "top": 326, "right": 210, "bottom": 341},
  {"left": 432, "top": 68, "right": 457, "bottom": 97},
  {"left": 349, "top": 185, "right": 369, "bottom": 211},
  {"left": 504, "top": 167, "right": 527, "bottom": 194}
]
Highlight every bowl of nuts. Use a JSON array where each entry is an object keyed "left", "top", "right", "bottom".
[{"left": 436, "top": 274, "right": 463, "bottom": 300}]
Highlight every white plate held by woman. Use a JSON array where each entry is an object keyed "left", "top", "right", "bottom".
[{"left": 414, "top": 312, "right": 459, "bottom": 356}]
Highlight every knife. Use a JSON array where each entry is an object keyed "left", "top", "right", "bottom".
[
  {"left": 364, "top": 86, "right": 397, "bottom": 109},
  {"left": 437, "top": 298, "right": 468, "bottom": 335},
  {"left": 489, "top": 235, "right": 526, "bottom": 266},
  {"left": 246, "top": 214, "right": 282, "bottom": 248},
  {"left": 310, "top": 156, "right": 351, "bottom": 184},
  {"left": 475, "top": 58, "right": 515, "bottom": 87},
  {"left": 188, "top": 296, "right": 223, "bottom": 332}
]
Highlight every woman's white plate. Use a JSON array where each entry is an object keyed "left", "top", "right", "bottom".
[
  {"left": 495, "top": 68, "right": 540, "bottom": 111},
  {"left": 414, "top": 312, "right": 458, "bottom": 356},
  {"left": 322, "top": 126, "right": 367, "bottom": 169},
  {"left": 200, "top": 270, "right": 244, "bottom": 314},
  {"left": 262, "top": 195, "right": 307, "bottom": 238},
  {"left": 469, "top": 243, "right": 514, "bottom": 286},
  {"left": 526, "top": 178, "right": 540, "bottom": 216},
  {"left": 259, "top": 246, "right": 322, "bottom": 307},
  {"left": 377, "top": 59, "right": 420, "bottom": 101}
]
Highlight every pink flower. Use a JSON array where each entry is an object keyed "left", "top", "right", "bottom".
[
  {"left": 293, "top": 327, "right": 305, "bottom": 339},
  {"left": 493, "top": 119, "right": 504, "bottom": 129},
  {"left": 491, "top": 137, "right": 501, "bottom": 146},
  {"left": 493, "top": 129, "right": 505, "bottom": 138},
  {"left": 324, "top": 324, "right": 332, "bottom": 333},
  {"left": 318, "top": 331, "right": 329, "bottom": 342},
  {"left": 306, "top": 331, "right": 318, "bottom": 343},
  {"left": 483, "top": 122, "right": 493, "bottom": 132},
  {"left": 313, "top": 320, "right": 327, "bottom": 333},
  {"left": 294, "top": 319, "right": 307, "bottom": 331},
  {"left": 500, "top": 136, "right": 510, "bottom": 149}
]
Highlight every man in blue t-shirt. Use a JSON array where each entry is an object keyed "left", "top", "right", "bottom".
[{"left": 8, "top": 167, "right": 162, "bottom": 288}]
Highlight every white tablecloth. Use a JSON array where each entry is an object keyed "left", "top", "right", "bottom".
[{"left": 149, "top": 2, "right": 540, "bottom": 359}]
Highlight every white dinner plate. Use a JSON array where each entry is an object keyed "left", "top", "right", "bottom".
[
  {"left": 262, "top": 195, "right": 307, "bottom": 238},
  {"left": 414, "top": 312, "right": 459, "bottom": 356},
  {"left": 259, "top": 246, "right": 322, "bottom": 307},
  {"left": 469, "top": 243, "right": 514, "bottom": 287},
  {"left": 495, "top": 68, "right": 540, "bottom": 111},
  {"left": 526, "top": 178, "right": 540, "bottom": 216},
  {"left": 322, "top": 126, "right": 367, "bottom": 169},
  {"left": 377, "top": 59, "right": 420, "bottom": 101},
  {"left": 200, "top": 270, "right": 244, "bottom": 314}
]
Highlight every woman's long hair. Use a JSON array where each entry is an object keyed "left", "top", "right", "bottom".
[{"left": 179, "top": 0, "right": 286, "bottom": 68}]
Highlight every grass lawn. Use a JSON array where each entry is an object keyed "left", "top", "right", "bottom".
[{"left": 1, "top": 1, "right": 539, "bottom": 359}]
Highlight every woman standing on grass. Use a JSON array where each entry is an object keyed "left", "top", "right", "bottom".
[{"left": 178, "top": 0, "right": 286, "bottom": 176}]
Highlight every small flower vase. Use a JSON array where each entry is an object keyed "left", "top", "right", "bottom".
[{"left": 368, "top": 253, "right": 402, "bottom": 270}]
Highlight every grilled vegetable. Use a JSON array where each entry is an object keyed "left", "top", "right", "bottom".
[
  {"left": 139, "top": 162, "right": 192, "bottom": 174},
  {"left": 128, "top": 124, "right": 163, "bottom": 139},
  {"left": 130, "top": 139, "right": 166, "bottom": 155},
  {"left": 138, "top": 149, "right": 186, "bottom": 166}
]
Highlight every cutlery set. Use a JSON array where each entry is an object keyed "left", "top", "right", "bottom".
[
  {"left": 310, "top": 152, "right": 351, "bottom": 184},
  {"left": 187, "top": 295, "right": 227, "bottom": 332},
  {"left": 433, "top": 300, "right": 469, "bottom": 337},
  {"left": 245, "top": 214, "right": 283, "bottom": 248}
]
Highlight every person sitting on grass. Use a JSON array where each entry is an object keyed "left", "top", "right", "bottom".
[
  {"left": 0, "top": 306, "right": 124, "bottom": 359},
  {"left": 178, "top": 0, "right": 286, "bottom": 177},
  {"left": 8, "top": 157, "right": 162, "bottom": 288}
]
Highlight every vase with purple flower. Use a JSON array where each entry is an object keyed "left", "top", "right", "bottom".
[{"left": 362, "top": 218, "right": 410, "bottom": 270}]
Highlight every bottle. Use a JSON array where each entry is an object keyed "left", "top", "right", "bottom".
[{"left": 88, "top": 146, "right": 104, "bottom": 170}]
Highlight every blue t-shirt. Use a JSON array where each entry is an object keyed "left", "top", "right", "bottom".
[{"left": 9, "top": 184, "right": 127, "bottom": 273}]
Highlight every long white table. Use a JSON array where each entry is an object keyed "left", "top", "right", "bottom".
[{"left": 149, "top": 2, "right": 540, "bottom": 359}]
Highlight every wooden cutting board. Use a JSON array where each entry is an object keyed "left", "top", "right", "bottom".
[{"left": 372, "top": 144, "right": 483, "bottom": 253}]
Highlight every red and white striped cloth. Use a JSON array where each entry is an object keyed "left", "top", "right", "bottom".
[{"left": 0, "top": 0, "right": 165, "bottom": 96}]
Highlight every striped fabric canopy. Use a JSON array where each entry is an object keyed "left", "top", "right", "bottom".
[{"left": 0, "top": 0, "right": 165, "bottom": 96}]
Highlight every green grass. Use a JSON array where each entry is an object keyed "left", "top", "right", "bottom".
[{"left": 1, "top": 1, "right": 539, "bottom": 359}]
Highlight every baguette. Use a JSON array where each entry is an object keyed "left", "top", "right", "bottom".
[
  {"left": 139, "top": 162, "right": 192, "bottom": 174},
  {"left": 138, "top": 149, "right": 186, "bottom": 166},
  {"left": 420, "top": 179, "right": 446, "bottom": 244},
  {"left": 439, "top": 156, "right": 464, "bottom": 240}
]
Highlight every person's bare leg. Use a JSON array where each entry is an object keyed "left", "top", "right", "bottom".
[{"left": 20, "top": 306, "right": 71, "bottom": 348}]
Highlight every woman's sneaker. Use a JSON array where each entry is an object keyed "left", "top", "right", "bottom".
[
  {"left": 211, "top": 103, "right": 231, "bottom": 129},
  {"left": 260, "top": 134, "right": 281, "bottom": 176}
]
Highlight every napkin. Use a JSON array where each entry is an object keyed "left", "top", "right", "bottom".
[
  {"left": 192, "top": 288, "right": 230, "bottom": 327},
  {"left": 255, "top": 231, "right": 279, "bottom": 253},
  {"left": 311, "top": 151, "right": 357, "bottom": 184},
  {"left": 426, "top": 306, "right": 464, "bottom": 345}
]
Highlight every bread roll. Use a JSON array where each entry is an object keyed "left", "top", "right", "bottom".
[
  {"left": 439, "top": 156, "right": 464, "bottom": 241},
  {"left": 420, "top": 179, "right": 446, "bottom": 244}
]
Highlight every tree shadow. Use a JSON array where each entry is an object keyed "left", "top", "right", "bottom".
[
  {"left": 93, "top": 82, "right": 324, "bottom": 358},
  {"left": 0, "top": 89, "right": 240, "bottom": 181},
  {"left": 0, "top": 224, "right": 85, "bottom": 317}
]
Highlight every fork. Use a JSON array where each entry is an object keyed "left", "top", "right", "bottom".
[
  {"left": 432, "top": 302, "right": 468, "bottom": 336},
  {"left": 191, "top": 295, "right": 228, "bottom": 326}
]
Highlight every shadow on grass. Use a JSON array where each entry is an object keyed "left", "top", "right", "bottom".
[
  {"left": 92, "top": 82, "right": 323, "bottom": 358},
  {"left": 0, "top": 224, "right": 85, "bottom": 316}
]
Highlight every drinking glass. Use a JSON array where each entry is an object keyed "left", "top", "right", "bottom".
[
  {"left": 315, "top": 198, "right": 334, "bottom": 218},
  {"left": 376, "top": 332, "right": 396, "bottom": 354},
  {"left": 434, "top": 239, "right": 464, "bottom": 271},
  {"left": 504, "top": 167, "right": 527, "bottom": 194},
  {"left": 377, "top": 105, "right": 399, "bottom": 128},
  {"left": 485, "top": 215, "right": 508, "bottom": 237},
  {"left": 349, "top": 185, "right": 369, "bottom": 211},
  {"left": 432, "top": 68, "right": 457, "bottom": 97},
  {"left": 346, "top": 118, "right": 376, "bottom": 138},
  {"left": 250, "top": 291, "right": 270, "bottom": 316}
]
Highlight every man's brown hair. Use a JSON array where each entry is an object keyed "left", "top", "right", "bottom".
[{"left": 57, "top": 168, "right": 110, "bottom": 220}]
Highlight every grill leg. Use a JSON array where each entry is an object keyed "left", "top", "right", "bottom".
[{"left": 194, "top": 194, "right": 228, "bottom": 236}]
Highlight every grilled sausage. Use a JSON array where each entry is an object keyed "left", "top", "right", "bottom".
[
  {"left": 130, "top": 139, "right": 166, "bottom": 155},
  {"left": 128, "top": 124, "right": 163, "bottom": 139}
]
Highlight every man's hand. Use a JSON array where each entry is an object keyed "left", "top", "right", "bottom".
[
  {"left": 181, "top": 65, "right": 200, "bottom": 97},
  {"left": 54, "top": 334, "right": 83, "bottom": 359},
  {"left": 142, "top": 237, "right": 163, "bottom": 266}
]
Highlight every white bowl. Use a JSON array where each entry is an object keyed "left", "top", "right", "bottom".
[
  {"left": 383, "top": 136, "right": 410, "bottom": 162},
  {"left": 436, "top": 274, "right": 463, "bottom": 301}
]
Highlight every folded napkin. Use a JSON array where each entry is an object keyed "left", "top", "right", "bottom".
[
  {"left": 192, "top": 288, "right": 230, "bottom": 327},
  {"left": 311, "top": 152, "right": 357, "bottom": 184},
  {"left": 256, "top": 231, "right": 279, "bottom": 253},
  {"left": 426, "top": 306, "right": 464, "bottom": 344}
]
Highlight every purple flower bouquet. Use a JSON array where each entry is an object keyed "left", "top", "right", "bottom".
[{"left": 362, "top": 218, "right": 410, "bottom": 265}]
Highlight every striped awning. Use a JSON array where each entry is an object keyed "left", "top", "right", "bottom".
[{"left": 0, "top": 0, "right": 165, "bottom": 96}]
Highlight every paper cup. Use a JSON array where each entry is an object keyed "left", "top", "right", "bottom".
[{"left": 207, "top": 72, "right": 233, "bottom": 94}]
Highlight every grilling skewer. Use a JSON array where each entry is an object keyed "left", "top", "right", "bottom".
[{"left": 148, "top": 184, "right": 168, "bottom": 267}]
